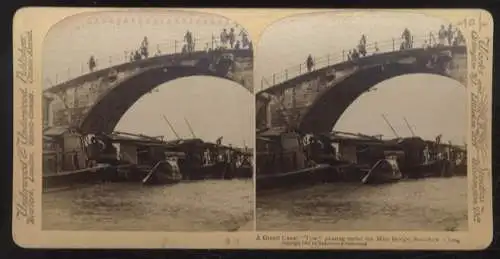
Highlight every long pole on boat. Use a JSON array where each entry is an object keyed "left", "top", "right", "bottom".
[
  {"left": 162, "top": 115, "right": 180, "bottom": 139},
  {"left": 381, "top": 114, "right": 400, "bottom": 138},
  {"left": 184, "top": 117, "right": 196, "bottom": 138},
  {"left": 403, "top": 117, "right": 416, "bottom": 137}
]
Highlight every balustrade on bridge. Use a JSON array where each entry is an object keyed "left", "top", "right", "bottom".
[
  {"left": 259, "top": 31, "right": 464, "bottom": 91},
  {"left": 45, "top": 33, "right": 252, "bottom": 88}
]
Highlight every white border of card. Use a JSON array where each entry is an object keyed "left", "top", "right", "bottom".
[{"left": 13, "top": 8, "right": 493, "bottom": 249}]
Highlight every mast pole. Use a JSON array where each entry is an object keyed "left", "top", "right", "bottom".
[
  {"left": 403, "top": 117, "right": 416, "bottom": 137},
  {"left": 184, "top": 117, "right": 196, "bottom": 138},
  {"left": 381, "top": 114, "right": 400, "bottom": 138},
  {"left": 162, "top": 115, "right": 180, "bottom": 139}
]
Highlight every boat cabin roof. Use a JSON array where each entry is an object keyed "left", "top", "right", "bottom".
[
  {"left": 105, "top": 133, "right": 166, "bottom": 146},
  {"left": 43, "top": 126, "right": 70, "bottom": 137}
]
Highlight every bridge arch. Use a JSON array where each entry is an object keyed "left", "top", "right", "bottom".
[
  {"left": 78, "top": 64, "right": 251, "bottom": 134},
  {"left": 298, "top": 60, "right": 466, "bottom": 134}
]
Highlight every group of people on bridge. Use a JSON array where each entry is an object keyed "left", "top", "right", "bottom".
[
  {"left": 215, "top": 27, "right": 251, "bottom": 51},
  {"left": 86, "top": 27, "right": 252, "bottom": 74},
  {"left": 87, "top": 36, "right": 152, "bottom": 73},
  {"left": 302, "top": 24, "right": 466, "bottom": 75}
]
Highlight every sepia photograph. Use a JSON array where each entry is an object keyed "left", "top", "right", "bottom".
[
  {"left": 12, "top": 7, "right": 492, "bottom": 249},
  {"left": 41, "top": 10, "right": 255, "bottom": 232},
  {"left": 255, "top": 11, "right": 469, "bottom": 231}
]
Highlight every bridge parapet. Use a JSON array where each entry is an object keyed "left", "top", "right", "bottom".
[
  {"left": 256, "top": 45, "right": 467, "bottom": 131},
  {"left": 44, "top": 47, "right": 253, "bottom": 129},
  {"left": 259, "top": 31, "right": 466, "bottom": 91}
]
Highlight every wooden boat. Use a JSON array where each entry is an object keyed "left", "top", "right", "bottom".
[
  {"left": 361, "top": 157, "right": 402, "bottom": 184},
  {"left": 141, "top": 159, "right": 183, "bottom": 185},
  {"left": 256, "top": 129, "right": 336, "bottom": 190},
  {"left": 256, "top": 164, "right": 331, "bottom": 191},
  {"left": 43, "top": 128, "right": 252, "bottom": 191}
]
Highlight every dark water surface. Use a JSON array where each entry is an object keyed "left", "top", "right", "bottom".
[
  {"left": 257, "top": 176, "right": 467, "bottom": 231},
  {"left": 43, "top": 179, "right": 254, "bottom": 231}
]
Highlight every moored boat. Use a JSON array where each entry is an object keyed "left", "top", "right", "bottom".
[
  {"left": 142, "top": 159, "right": 183, "bottom": 185},
  {"left": 361, "top": 157, "right": 402, "bottom": 184}
]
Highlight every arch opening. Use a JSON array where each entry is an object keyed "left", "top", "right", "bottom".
[
  {"left": 298, "top": 61, "right": 466, "bottom": 135},
  {"left": 113, "top": 75, "right": 255, "bottom": 148},
  {"left": 79, "top": 64, "right": 251, "bottom": 135}
]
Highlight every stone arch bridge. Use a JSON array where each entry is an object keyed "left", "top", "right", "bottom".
[
  {"left": 256, "top": 44, "right": 467, "bottom": 135},
  {"left": 43, "top": 48, "right": 253, "bottom": 134}
]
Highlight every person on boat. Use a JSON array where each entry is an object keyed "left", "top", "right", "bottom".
[
  {"left": 234, "top": 40, "right": 241, "bottom": 50},
  {"left": 423, "top": 144, "right": 430, "bottom": 164},
  {"left": 308, "top": 137, "right": 323, "bottom": 164},
  {"left": 306, "top": 54, "right": 314, "bottom": 72}
]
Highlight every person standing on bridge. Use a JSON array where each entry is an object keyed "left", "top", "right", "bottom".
[
  {"left": 306, "top": 54, "right": 314, "bottom": 72},
  {"left": 220, "top": 28, "right": 229, "bottom": 48},
  {"left": 438, "top": 25, "right": 447, "bottom": 47},
  {"left": 134, "top": 50, "right": 142, "bottom": 61},
  {"left": 141, "top": 36, "right": 149, "bottom": 58},
  {"left": 359, "top": 34, "right": 367, "bottom": 57},
  {"left": 88, "top": 55, "right": 97, "bottom": 72},
  {"left": 401, "top": 28, "right": 412, "bottom": 50},
  {"left": 155, "top": 45, "right": 162, "bottom": 57},
  {"left": 373, "top": 42, "right": 380, "bottom": 54},
  {"left": 453, "top": 29, "right": 465, "bottom": 46},
  {"left": 447, "top": 24, "right": 454, "bottom": 46},
  {"left": 351, "top": 48, "right": 360, "bottom": 60},
  {"left": 239, "top": 29, "right": 249, "bottom": 48},
  {"left": 228, "top": 28, "right": 236, "bottom": 48},
  {"left": 184, "top": 30, "right": 194, "bottom": 52}
]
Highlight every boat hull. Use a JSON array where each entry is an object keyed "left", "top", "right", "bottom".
[
  {"left": 43, "top": 165, "right": 119, "bottom": 191},
  {"left": 405, "top": 160, "right": 455, "bottom": 179},
  {"left": 256, "top": 164, "right": 332, "bottom": 191},
  {"left": 362, "top": 159, "right": 402, "bottom": 185},
  {"left": 141, "top": 160, "right": 183, "bottom": 185}
]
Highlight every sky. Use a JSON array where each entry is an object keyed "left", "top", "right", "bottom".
[
  {"left": 43, "top": 10, "right": 254, "bottom": 148},
  {"left": 43, "top": 10, "right": 244, "bottom": 86},
  {"left": 255, "top": 11, "right": 466, "bottom": 144}
]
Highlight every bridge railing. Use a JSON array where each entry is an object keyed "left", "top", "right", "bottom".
[
  {"left": 45, "top": 34, "right": 251, "bottom": 88},
  {"left": 259, "top": 31, "right": 458, "bottom": 91}
]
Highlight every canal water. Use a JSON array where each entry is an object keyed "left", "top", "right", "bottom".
[
  {"left": 42, "top": 179, "right": 254, "bottom": 232},
  {"left": 257, "top": 176, "right": 467, "bottom": 231}
]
